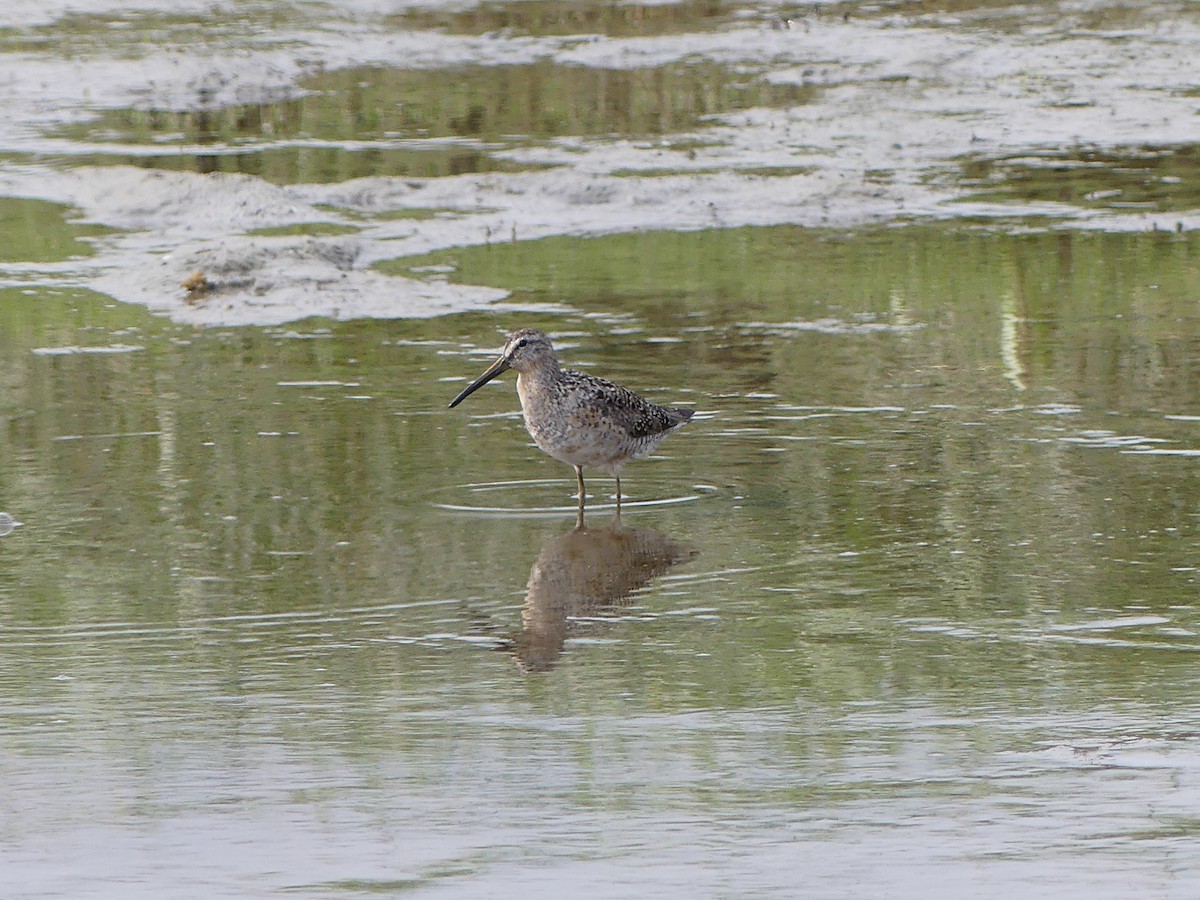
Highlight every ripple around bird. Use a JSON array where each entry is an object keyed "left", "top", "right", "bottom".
[{"left": 433, "top": 478, "right": 719, "bottom": 517}]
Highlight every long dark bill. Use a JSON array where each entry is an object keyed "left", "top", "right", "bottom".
[{"left": 448, "top": 356, "right": 510, "bottom": 408}]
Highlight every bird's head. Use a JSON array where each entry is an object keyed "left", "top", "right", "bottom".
[{"left": 448, "top": 328, "right": 558, "bottom": 408}]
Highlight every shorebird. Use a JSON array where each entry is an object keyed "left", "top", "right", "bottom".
[{"left": 448, "top": 329, "right": 694, "bottom": 511}]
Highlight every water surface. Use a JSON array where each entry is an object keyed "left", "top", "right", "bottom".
[
  {"left": 3, "top": 224, "right": 1200, "bottom": 897},
  {"left": 4, "top": 0, "right": 1200, "bottom": 896}
]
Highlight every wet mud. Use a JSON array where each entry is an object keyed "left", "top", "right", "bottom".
[{"left": 1, "top": 0, "right": 1198, "bottom": 323}]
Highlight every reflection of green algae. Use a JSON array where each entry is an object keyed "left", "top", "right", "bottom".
[
  {"left": 59, "top": 61, "right": 814, "bottom": 144},
  {"left": 610, "top": 165, "right": 814, "bottom": 178},
  {"left": 391, "top": 0, "right": 735, "bottom": 37},
  {"left": 0, "top": 287, "right": 162, "bottom": 353},
  {"left": 380, "top": 223, "right": 1200, "bottom": 330},
  {"left": 778, "top": 0, "right": 1183, "bottom": 30},
  {"left": 319, "top": 205, "right": 478, "bottom": 221},
  {"left": 379, "top": 227, "right": 882, "bottom": 324},
  {"left": 0, "top": 197, "right": 112, "bottom": 263},
  {"left": 958, "top": 145, "right": 1200, "bottom": 214},
  {"left": 0, "top": 9, "right": 298, "bottom": 57},
  {"left": 42, "top": 145, "right": 546, "bottom": 185},
  {"left": 293, "top": 878, "right": 426, "bottom": 894},
  {"left": 660, "top": 138, "right": 721, "bottom": 154},
  {"left": 304, "top": 61, "right": 815, "bottom": 140},
  {"left": 47, "top": 60, "right": 816, "bottom": 183},
  {"left": 246, "top": 223, "right": 360, "bottom": 237}
]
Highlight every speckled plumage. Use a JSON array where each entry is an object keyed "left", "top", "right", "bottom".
[{"left": 449, "top": 328, "right": 694, "bottom": 510}]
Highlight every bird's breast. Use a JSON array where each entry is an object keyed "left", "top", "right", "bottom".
[{"left": 516, "top": 372, "right": 620, "bottom": 467}]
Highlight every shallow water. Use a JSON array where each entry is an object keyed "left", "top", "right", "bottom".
[
  {"left": 4, "top": 223, "right": 1200, "bottom": 897},
  {"left": 4, "top": 0, "right": 1200, "bottom": 897}
]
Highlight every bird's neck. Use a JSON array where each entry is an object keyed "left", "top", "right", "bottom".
[{"left": 516, "top": 361, "right": 562, "bottom": 407}]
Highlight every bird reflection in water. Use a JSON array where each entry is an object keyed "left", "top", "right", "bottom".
[{"left": 510, "top": 515, "right": 696, "bottom": 672}]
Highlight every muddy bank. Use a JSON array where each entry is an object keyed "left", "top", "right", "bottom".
[{"left": 0, "top": 0, "right": 1198, "bottom": 324}]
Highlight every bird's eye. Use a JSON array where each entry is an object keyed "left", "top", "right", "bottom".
[{"left": 516, "top": 338, "right": 528, "bottom": 349}]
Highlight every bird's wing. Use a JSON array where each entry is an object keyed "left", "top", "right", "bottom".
[{"left": 565, "top": 370, "right": 689, "bottom": 439}]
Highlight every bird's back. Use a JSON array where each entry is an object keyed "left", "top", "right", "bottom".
[{"left": 560, "top": 368, "right": 688, "bottom": 433}]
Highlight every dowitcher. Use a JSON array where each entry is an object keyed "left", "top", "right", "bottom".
[{"left": 448, "top": 329, "right": 694, "bottom": 511}]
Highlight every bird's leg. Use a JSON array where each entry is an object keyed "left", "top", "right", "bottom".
[
  {"left": 615, "top": 474, "right": 622, "bottom": 514},
  {"left": 574, "top": 465, "right": 586, "bottom": 510}
]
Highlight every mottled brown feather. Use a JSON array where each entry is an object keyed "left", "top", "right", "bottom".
[{"left": 558, "top": 369, "right": 693, "bottom": 439}]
